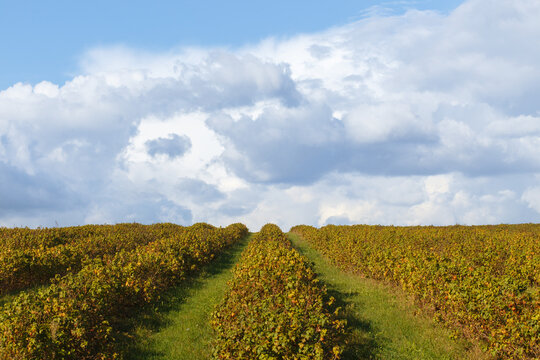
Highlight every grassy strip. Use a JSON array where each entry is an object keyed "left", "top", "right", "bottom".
[
  {"left": 123, "top": 233, "right": 252, "bottom": 360},
  {"left": 289, "top": 232, "right": 486, "bottom": 360},
  {"left": 212, "top": 224, "right": 345, "bottom": 359},
  {"left": 0, "top": 223, "right": 248, "bottom": 359}
]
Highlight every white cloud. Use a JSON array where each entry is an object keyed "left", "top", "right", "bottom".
[
  {"left": 1, "top": 0, "right": 540, "bottom": 228},
  {"left": 522, "top": 186, "right": 540, "bottom": 214},
  {"left": 33, "top": 81, "right": 60, "bottom": 98},
  {"left": 344, "top": 103, "right": 425, "bottom": 143}
]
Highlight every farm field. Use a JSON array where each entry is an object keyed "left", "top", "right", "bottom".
[
  {"left": 211, "top": 224, "right": 345, "bottom": 359},
  {"left": 0, "top": 223, "right": 186, "bottom": 297},
  {"left": 0, "top": 222, "right": 248, "bottom": 359},
  {"left": 0, "top": 222, "right": 537, "bottom": 359},
  {"left": 292, "top": 224, "right": 540, "bottom": 359},
  {"left": 289, "top": 232, "right": 485, "bottom": 360},
  {"left": 124, "top": 233, "right": 252, "bottom": 360}
]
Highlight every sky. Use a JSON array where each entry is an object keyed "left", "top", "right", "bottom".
[
  {"left": 1, "top": 0, "right": 540, "bottom": 230},
  {"left": 0, "top": 0, "right": 464, "bottom": 89}
]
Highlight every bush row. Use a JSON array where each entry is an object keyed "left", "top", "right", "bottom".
[
  {"left": 211, "top": 224, "right": 345, "bottom": 359},
  {"left": 0, "top": 222, "right": 248, "bottom": 360},
  {"left": 291, "top": 224, "right": 539, "bottom": 359},
  {"left": 0, "top": 225, "right": 124, "bottom": 252},
  {"left": 0, "top": 223, "right": 184, "bottom": 295}
]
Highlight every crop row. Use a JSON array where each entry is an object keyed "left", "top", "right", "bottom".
[
  {"left": 0, "top": 223, "right": 184, "bottom": 296},
  {"left": 211, "top": 224, "right": 345, "bottom": 359},
  {"left": 0, "top": 222, "right": 248, "bottom": 360},
  {"left": 291, "top": 224, "right": 539, "bottom": 359},
  {"left": 0, "top": 225, "right": 123, "bottom": 252}
]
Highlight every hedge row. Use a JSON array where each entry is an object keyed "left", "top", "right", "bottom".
[
  {"left": 0, "top": 223, "right": 184, "bottom": 295},
  {"left": 0, "top": 222, "right": 248, "bottom": 360},
  {"left": 291, "top": 224, "right": 540, "bottom": 359},
  {"left": 211, "top": 224, "right": 345, "bottom": 359}
]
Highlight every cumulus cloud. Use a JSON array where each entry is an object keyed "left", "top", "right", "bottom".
[
  {"left": 1, "top": 0, "right": 540, "bottom": 228},
  {"left": 207, "top": 103, "right": 346, "bottom": 184},
  {"left": 176, "top": 178, "right": 225, "bottom": 203},
  {"left": 0, "top": 162, "right": 78, "bottom": 216}
]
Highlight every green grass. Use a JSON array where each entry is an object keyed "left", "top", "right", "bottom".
[
  {"left": 289, "top": 232, "right": 488, "bottom": 360},
  {"left": 122, "top": 234, "right": 251, "bottom": 360}
]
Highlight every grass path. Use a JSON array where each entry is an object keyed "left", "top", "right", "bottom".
[
  {"left": 289, "top": 232, "right": 486, "bottom": 360},
  {"left": 123, "top": 234, "right": 252, "bottom": 360}
]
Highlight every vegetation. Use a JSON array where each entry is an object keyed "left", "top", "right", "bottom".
[
  {"left": 0, "top": 223, "right": 248, "bottom": 359},
  {"left": 289, "top": 232, "right": 485, "bottom": 360},
  {"left": 211, "top": 224, "right": 345, "bottom": 359},
  {"left": 0, "top": 223, "right": 184, "bottom": 296},
  {"left": 1, "top": 222, "right": 537, "bottom": 359},
  {"left": 291, "top": 224, "right": 540, "bottom": 359},
  {"left": 125, "top": 234, "right": 251, "bottom": 360}
]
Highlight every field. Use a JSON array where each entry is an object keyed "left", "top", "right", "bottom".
[
  {"left": 0, "top": 223, "right": 248, "bottom": 359},
  {"left": 0, "top": 222, "right": 538, "bottom": 359},
  {"left": 292, "top": 224, "right": 540, "bottom": 359}
]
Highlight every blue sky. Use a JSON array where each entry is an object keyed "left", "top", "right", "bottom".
[
  {"left": 1, "top": 0, "right": 540, "bottom": 229},
  {"left": 1, "top": 0, "right": 464, "bottom": 89}
]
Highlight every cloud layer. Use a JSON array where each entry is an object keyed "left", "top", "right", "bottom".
[{"left": 1, "top": 0, "right": 539, "bottom": 229}]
